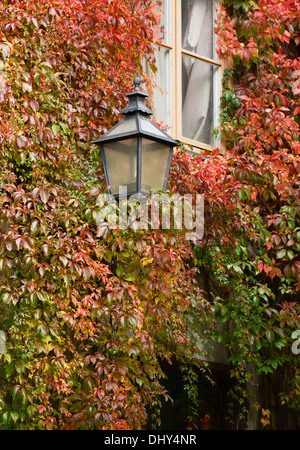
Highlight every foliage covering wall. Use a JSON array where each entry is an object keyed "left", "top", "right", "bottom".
[
  {"left": 0, "top": 0, "right": 204, "bottom": 430},
  {"left": 0, "top": 0, "right": 299, "bottom": 430},
  {"left": 201, "top": 0, "right": 300, "bottom": 429},
  {"left": 171, "top": 0, "right": 300, "bottom": 429}
]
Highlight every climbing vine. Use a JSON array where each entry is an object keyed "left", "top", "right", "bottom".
[
  {"left": 0, "top": 0, "right": 299, "bottom": 430},
  {"left": 206, "top": 0, "right": 299, "bottom": 428},
  {"left": 168, "top": 0, "right": 300, "bottom": 429}
]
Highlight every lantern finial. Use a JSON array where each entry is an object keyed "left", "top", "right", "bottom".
[
  {"left": 120, "top": 76, "right": 153, "bottom": 116},
  {"left": 133, "top": 77, "right": 141, "bottom": 90}
]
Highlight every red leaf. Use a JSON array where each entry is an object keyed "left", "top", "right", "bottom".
[
  {"left": 39, "top": 189, "right": 49, "bottom": 204},
  {"left": 16, "top": 135, "right": 27, "bottom": 148},
  {"left": 30, "top": 99, "right": 39, "bottom": 112}
]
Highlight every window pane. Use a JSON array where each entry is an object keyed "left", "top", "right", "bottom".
[
  {"left": 182, "top": 0, "right": 214, "bottom": 59},
  {"left": 159, "top": 0, "right": 171, "bottom": 45},
  {"left": 151, "top": 46, "right": 172, "bottom": 128},
  {"left": 103, "top": 139, "right": 137, "bottom": 195},
  {"left": 182, "top": 55, "right": 218, "bottom": 146}
]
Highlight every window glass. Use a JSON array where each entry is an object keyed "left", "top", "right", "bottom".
[
  {"left": 150, "top": 46, "right": 172, "bottom": 127},
  {"left": 159, "top": 0, "right": 171, "bottom": 45},
  {"left": 182, "top": 0, "right": 214, "bottom": 59},
  {"left": 181, "top": 0, "right": 218, "bottom": 146},
  {"left": 182, "top": 56, "right": 218, "bottom": 145},
  {"left": 147, "top": 0, "right": 220, "bottom": 150}
]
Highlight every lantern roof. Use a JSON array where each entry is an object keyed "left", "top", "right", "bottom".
[
  {"left": 120, "top": 76, "right": 153, "bottom": 116},
  {"left": 91, "top": 77, "right": 177, "bottom": 147}
]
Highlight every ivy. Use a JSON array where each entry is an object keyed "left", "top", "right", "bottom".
[
  {"left": 0, "top": 0, "right": 211, "bottom": 430},
  {"left": 0, "top": 0, "right": 299, "bottom": 431}
]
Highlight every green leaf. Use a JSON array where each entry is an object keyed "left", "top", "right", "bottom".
[
  {"left": 37, "top": 324, "right": 48, "bottom": 336},
  {"left": 22, "top": 71, "right": 30, "bottom": 81},
  {"left": 22, "top": 82, "right": 32, "bottom": 93},
  {"left": 10, "top": 411, "right": 18, "bottom": 423},
  {"left": 34, "top": 73, "right": 41, "bottom": 85},
  {"left": 26, "top": 405, "right": 36, "bottom": 419},
  {"left": 2, "top": 411, "right": 9, "bottom": 425},
  {"left": 276, "top": 249, "right": 286, "bottom": 259},
  {"left": 136, "top": 378, "right": 143, "bottom": 386},
  {"left": 252, "top": 322, "right": 260, "bottom": 333},
  {"left": 5, "top": 362, "right": 14, "bottom": 378},
  {"left": 52, "top": 123, "right": 61, "bottom": 134},
  {"left": 274, "top": 338, "right": 286, "bottom": 349},
  {"left": 123, "top": 273, "right": 135, "bottom": 282},
  {"left": 279, "top": 23, "right": 285, "bottom": 35},
  {"left": 126, "top": 239, "right": 135, "bottom": 251},
  {"left": 116, "top": 264, "right": 124, "bottom": 278},
  {"left": 15, "top": 361, "right": 26, "bottom": 374},
  {"left": 260, "top": 230, "right": 266, "bottom": 242},
  {"left": 59, "top": 122, "right": 69, "bottom": 135},
  {"left": 255, "top": 297, "right": 262, "bottom": 307},
  {"left": 104, "top": 250, "right": 113, "bottom": 263},
  {"left": 232, "top": 263, "right": 243, "bottom": 276},
  {"left": 265, "top": 329, "right": 274, "bottom": 343}
]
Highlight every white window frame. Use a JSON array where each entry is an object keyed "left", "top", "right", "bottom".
[{"left": 149, "top": 0, "right": 222, "bottom": 153}]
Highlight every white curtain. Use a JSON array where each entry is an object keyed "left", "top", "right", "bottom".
[{"left": 182, "top": 0, "right": 214, "bottom": 144}]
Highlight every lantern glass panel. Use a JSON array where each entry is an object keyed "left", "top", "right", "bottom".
[
  {"left": 103, "top": 138, "right": 137, "bottom": 195},
  {"left": 141, "top": 138, "right": 171, "bottom": 192},
  {"left": 104, "top": 116, "right": 138, "bottom": 138},
  {"left": 140, "top": 117, "right": 166, "bottom": 139}
]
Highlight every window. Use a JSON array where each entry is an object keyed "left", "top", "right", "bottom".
[{"left": 149, "top": 0, "right": 221, "bottom": 153}]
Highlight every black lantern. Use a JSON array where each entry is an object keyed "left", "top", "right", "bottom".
[{"left": 91, "top": 77, "right": 177, "bottom": 199}]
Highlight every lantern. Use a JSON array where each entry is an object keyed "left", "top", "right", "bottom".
[{"left": 91, "top": 77, "right": 177, "bottom": 199}]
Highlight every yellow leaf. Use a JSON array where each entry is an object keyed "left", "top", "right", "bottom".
[
  {"left": 261, "top": 418, "right": 270, "bottom": 427},
  {"left": 262, "top": 408, "right": 271, "bottom": 417}
]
